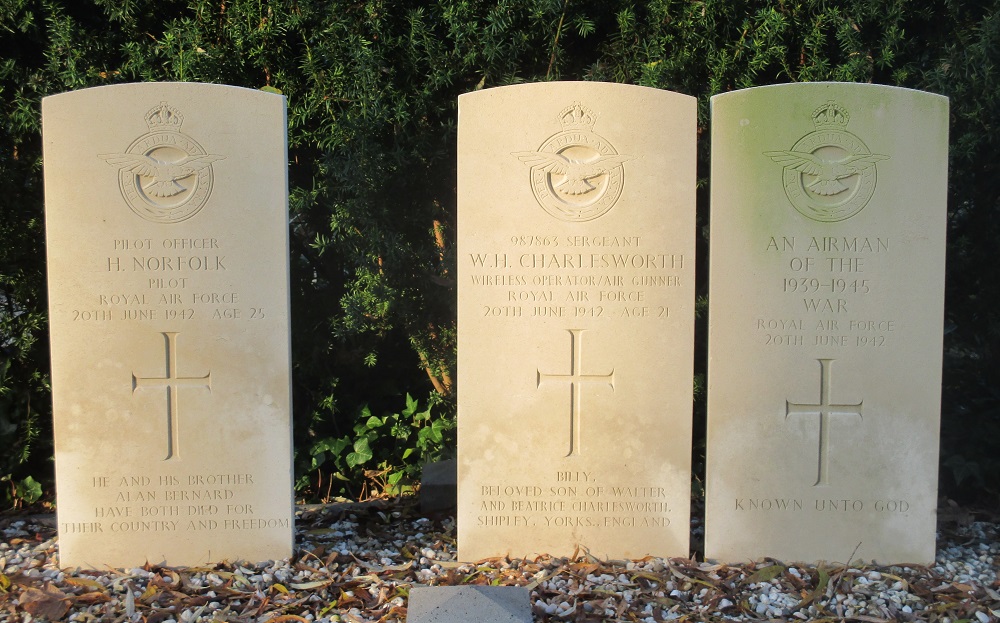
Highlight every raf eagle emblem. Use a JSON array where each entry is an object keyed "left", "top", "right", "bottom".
[
  {"left": 513, "top": 151, "right": 634, "bottom": 195},
  {"left": 99, "top": 153, "right": 224, "bottom": 197},
  {"left": 763, "top": 150, "right": 889, "bottom": 196}
]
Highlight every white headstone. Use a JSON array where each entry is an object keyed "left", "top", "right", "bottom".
[
  {"left": 457, "top": 82, "right": 696, "bottom": 561},
  {"left": 42, "top": 82, "right": 293, "bottom": 568},
  {"left": 706, "top": 83, "right": 948, "bottom": 564}
]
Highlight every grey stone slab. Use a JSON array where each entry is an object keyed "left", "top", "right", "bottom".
[
  {"left": 420, "top": 459, "right": 457, "bottom": 513},
  {"left": 407, "top": 586, "right": 531, "bottom": 623},
  {"left": 705, "top": 83, "right": 948, "bottom": 564},
  {"left": 42, "top": 82, "right": 293, "bottom": 568}
]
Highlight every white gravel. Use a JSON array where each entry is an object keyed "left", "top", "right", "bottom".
[{"left": 0, "top": 503, "right": 997, "bottom": 621}]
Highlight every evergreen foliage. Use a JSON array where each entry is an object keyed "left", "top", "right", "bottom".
[{"left": 0, "top": 0, "right": 998, "bottom": 504}]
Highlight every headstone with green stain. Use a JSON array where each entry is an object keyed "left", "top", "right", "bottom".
[{"left": 706, "top": 83, "right": 948, "bottom": 564}]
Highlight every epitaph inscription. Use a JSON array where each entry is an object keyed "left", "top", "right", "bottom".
[
  {"left": 44, "top": 83, "right": 293, "bottom": 568},
  {"left": 459, "top": 82, "right": 696, "bottom": 561},
  {"left": 706, "top": 83, "right": 948, "bottom": 564}
]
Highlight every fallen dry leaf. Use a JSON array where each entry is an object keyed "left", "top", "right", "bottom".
[{"left": 19, "top": 584, "right": 72, "bottom": 620}]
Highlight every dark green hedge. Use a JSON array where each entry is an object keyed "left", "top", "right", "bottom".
[{"left": 1, "top": 0, "right": 998, "bottom": 505}]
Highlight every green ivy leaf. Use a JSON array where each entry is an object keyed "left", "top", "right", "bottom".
[
  {"left": 402, "top": 393, "right": 418, "bottom": 417},
  {"left": 417, "top": 422, "right": 443, "bottom": 448},
  {"left": 346, "top": 438, "right": 373, "bottom": 468},
  {"left": 310, "top": 437, "right": 350, "bottom": 456},
  {"left": 15, "top": 476, "right": 42, "bottom": 505},
  {"left": 412, "top": 405, "right": 432, "bottom": 423}
]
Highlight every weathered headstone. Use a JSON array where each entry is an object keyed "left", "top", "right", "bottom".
[
  {"left": 457, "top": 82, "right": 696, "bottom": 561},
  {"left": 705, "top": 83, "right": 948, "bottom": 563},
  {"left": 407, "top": 586, "right": 532, "bottom": 623},
  {"left": 42, "top": 83, "right": 293, "bottom": 568}
]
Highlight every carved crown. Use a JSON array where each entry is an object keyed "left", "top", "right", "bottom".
[
  {"left": 145, "top": 101, "right": 184, "bottom": 132},
  {"left": 558, "top": 103, "right": 597, "bottom": 130},
  {"left": 811, "top": 101, "right": 850, "bottom": 129}
]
